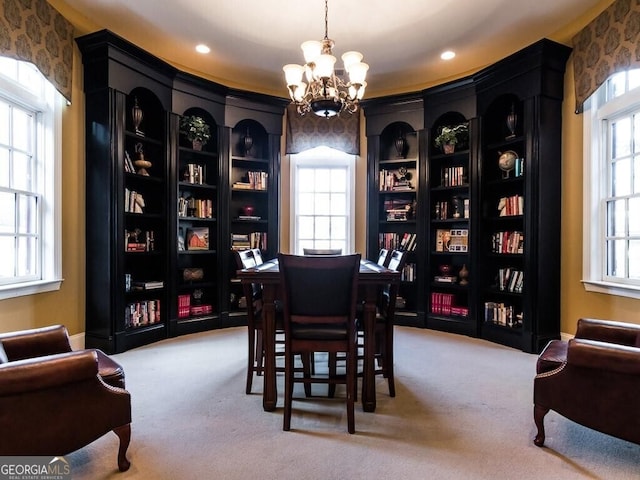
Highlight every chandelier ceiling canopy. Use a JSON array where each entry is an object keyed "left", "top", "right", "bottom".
[{"left": 283, "top": 0, "right": 368, "bottom": 118}]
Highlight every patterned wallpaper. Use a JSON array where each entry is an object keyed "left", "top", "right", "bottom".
[
  {"left": 285, "top": 104, "right": 360, "bottom": 155},
  {"left": 572, "top": 0, "right": 640, "bottom": 112},
  {"left": 0, "top": 0, "right": 74, "bottom": 102}
]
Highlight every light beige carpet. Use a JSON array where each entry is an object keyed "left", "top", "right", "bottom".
[{"left": 68, "top": 326, "right": 639, "bottom": 479}]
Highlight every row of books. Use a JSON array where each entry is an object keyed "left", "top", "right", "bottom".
[
  {"left": 233, "top": 171, "right": 268, "bottom": 190},
  {"left": 183, "top": 163, "right": 205, "bottom": 185},
  {"left": 177, "top": 293, "right": 213, "bottom": 318},
  {"left": 125, "top": 275, "right": 164, "bottom": 292},
  {"left": 430, "top": 292, "right": 469, "bottom": 316},
  {"left": 123, "top": 151, "right": 137, "bottom": 174},
  {"left": 125, "top": 229, "right": 155, "bottom": 252},
  {"left": 125, "top": 299, "right": 161, "bottom": 329},
  {"left": 383, "top": 198, "right": 414, "bottom": 221},
  {"left": 484, "top": 302, "right": 523, "bottom": 328},
  {"left": 379, "top": 169, "right": 414, "bottom": 191},
  {"left": 490, "top": 231, "right": 524, "bottom": 254},
  {"left": 496, "top": 268, "right": 524, "bottom": 293},
  {"left": 400, "top": 263, "right": 417, "bottom": 282},
  {"left": 435, "top": 229, "right": 469, "bottom": 253},
  {"left": 498, "top": 194, "right": 524, "bottom": 216},
  {"left": 124, "top": 189, "right": 145, "bottom": 214},
  {"left": 433, "top": 198, "right": 470, "bottom": 220},
  {"left": 177, "top": 196, "right": 213, "bottom": 219},
  {"left": 231, "top": 232, "right": 267, "bottom": 250},
  {"left": 440, "top": 166, "right": 467, "bottom": 187},
  {"left": 378, "top": 232, "right": 417, "bottom": 252}
]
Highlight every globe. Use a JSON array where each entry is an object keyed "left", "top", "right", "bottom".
[{"left": 498, "top": 150, "right": 518, "bottom": 178}]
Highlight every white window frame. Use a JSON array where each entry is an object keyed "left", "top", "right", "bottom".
[
  {"left": 0, "top": 57, "right": 63, "bottom": 300},
  {"left": 583, "top": 70, "right": 640, "bottom": 299},
  {"left": 289, "top": 146, "right": 356, "bottom": 255}
]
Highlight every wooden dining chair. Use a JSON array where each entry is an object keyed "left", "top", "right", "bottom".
[
  {"left": 234, "top": 249, "right": 264, "bottom": 394},
  {"left": 278, "top": 253, "right": 361, "bottom": 434},
  {"left": 372, "top": 248, "right": 407, "bottom": 397}
]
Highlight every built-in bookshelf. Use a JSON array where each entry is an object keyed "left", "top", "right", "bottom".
[
  {"left": 78, "top": 30, "right": 285, "bottom": 353},
  {"left": 425, "top": 109, "right": 476, "bottom": 337},
  {"left": 364, "top": 96, "right": 425, "bottom": 326},
  {"left": 174, "top": 109, "right": 219, "bottom": 334}
]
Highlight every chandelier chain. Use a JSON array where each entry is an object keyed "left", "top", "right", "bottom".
[{"left": 324, "top": 0, "right": 329, "bottom": 40}]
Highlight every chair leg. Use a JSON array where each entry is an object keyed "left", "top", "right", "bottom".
[
  {"left": 346, "top": 348, "right": 356, "bottom": 434},
  {"left": 256, "top": 329, "right": 264, "bottom": 376},
  {"left": 246, "top": 326, "right": 256, "bottom": 394},
  {"left": 328, "top": 352, "right": 337, "bottom": 398},
  {"left": 533, "top": 404, "right": 549, "bottom": 447},
  {"left": 284, "top": 349, "right": 294, "bottom": 431},
  {"left": 302, "top": 353, "right": 312, "bottom": 397},
  {"left": 385, "top": 322, "right": 395, "bottom": 397},
  {"left": 113, "top": 424, "right": 131, "bottom": 472}
]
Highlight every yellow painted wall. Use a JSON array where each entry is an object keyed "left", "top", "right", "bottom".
[{"left": 0, "top": 0, "right": 637, "bottom": 338}]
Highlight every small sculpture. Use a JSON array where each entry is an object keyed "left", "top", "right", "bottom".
[{"left": 133, "top": 142, "right": 152, "bottom": 176}]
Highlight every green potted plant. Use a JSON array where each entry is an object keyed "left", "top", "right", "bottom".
[
  {"left": 434, "top": 123, "right": 468, "bottom": 153},
  {"left": 180, "top": 115, "right": 211, "bottom": 150}
]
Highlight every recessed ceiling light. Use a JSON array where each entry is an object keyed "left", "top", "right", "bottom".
[
  {"left": 440, "top": 50, "right": 456, "bottom": 61},
  {"left": 195, "top": 44, "right": 210, "bottom": 54}
]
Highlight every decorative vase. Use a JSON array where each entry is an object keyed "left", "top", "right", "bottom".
[
  {"left": 192, "top": 139, "right": 203, "bottom": 151},
  {"left": 131, "top": 97, "right": 144, "bottom": 136},
  {"left": 439, "top": 264, "right": 452, "bottom": 276},
  {"left": 243, "top": 128, "right": 253, "bottom": 156},
  {"left": 443, "top": 143, "right": 455, "bottom": 154},
  {"left": 459, "top": 264, "right": 469, "bottom": 286},
  {"left": 506, "top": 103, "right": 517, "bottom": 139},
  {"left": 394, "top": 130, "right": 406, "bottom": 158}
]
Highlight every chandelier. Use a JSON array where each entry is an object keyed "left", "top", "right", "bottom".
[{"left": 283, "top": 0, "right": 368, "bottom": 118}]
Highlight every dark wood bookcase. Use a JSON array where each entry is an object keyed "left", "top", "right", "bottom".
[
  {"left": 364, "top": 94, "right": 426, "bottom": 327},
  {"left": 365, "top": 39, "right": 570, "bottom": 353},
  {"left": 78, "top": 31, "right": 284, "bottom": 353},
  {"left": 475, "top": 39, "right": 571, "bottom": 353},
  {"left": 223, "top": 97, "right": 283, "bottom": 319}
]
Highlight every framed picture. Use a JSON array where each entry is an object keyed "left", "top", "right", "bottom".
[{"left": 186, "top": 227, "right": 209, "bottom": 250}]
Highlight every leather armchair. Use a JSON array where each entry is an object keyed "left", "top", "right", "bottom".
[
  {"left": 0, "top": 325, "right": 131, "bottom": 471},
  {"left": 533, "top": 318, "right": 640, "bottom": 447}
]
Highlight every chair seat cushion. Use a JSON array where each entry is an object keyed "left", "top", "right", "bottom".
[
  {"left": 292, "top": 324, "right": 348, "bottom": 341},
  {"left": 536, "top": 339, "right": 568, "bottom": 374},
  {"left": 95, "top": 349, "right": 126, "bottom": 389}
]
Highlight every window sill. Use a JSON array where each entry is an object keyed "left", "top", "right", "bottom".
[
  {"left": 0, "top": 279, "right": 63, "bottom": 301},
  {"left": 582, "top": 280, "right": 640, "bottom": 300}
]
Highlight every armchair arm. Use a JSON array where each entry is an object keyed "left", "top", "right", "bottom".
[
  {"left": 575, "top": 318, "right": 640, "bottom": 347},
  {"left": 567, "top": 338, "right": 640, "bottom": 375},
  {"left": 0, "top": 325, "right": 72, "bottom": 361},
  {"left": 0, "top": 350, "right": 99, "bottom": 396}
]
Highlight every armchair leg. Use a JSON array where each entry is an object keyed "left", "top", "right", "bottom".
[
  {"left": 533, "top": 404, "right": 549, "bottom": 447},
  {"left": 113, "top": 424, "right": 131, "bottom": 472}
]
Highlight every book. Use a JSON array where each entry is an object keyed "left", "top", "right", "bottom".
[
  {"left": 186, "top": 227, "right": 209, "bottom": 250},
  {"left": 131, "top": 280, "right": 164, "bottom": 290}
]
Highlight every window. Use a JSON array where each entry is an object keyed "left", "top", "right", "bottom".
[
  {"left": 290, "top": 146, "right": 355, "bottom": 255},
  {"left": 0, "top": 57, "right": 62, "bottom": 299},
  {"left": 583, "top": 69, "right": 640, "bottom": 298}
]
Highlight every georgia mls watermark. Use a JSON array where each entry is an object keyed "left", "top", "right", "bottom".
[{"left": 0, "top": 457, "right": 71, "bottom": 480}]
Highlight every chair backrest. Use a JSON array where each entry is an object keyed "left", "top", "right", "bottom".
[
  {"left": 387, "top": 249, "right": 408, "bottom": 273},
  {"left": 251, "top": 248, "right": 264, "bottom": 265},
  {"left": 376, "top": 248, "right": 390, "bottom": 267},
  {"left": 302, "top": 248, "right": 342, "bottom": 256},
  {"left": 234, "top": 249, "right": 261, "bottom": 302},
  {"left": 380, "top": 249, "right": 408, "bottom": 314},
  {"left": 278, "top": 253, "right": 360, "bottom": 324}
]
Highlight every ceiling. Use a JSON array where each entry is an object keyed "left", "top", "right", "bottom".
[{"left": 59, "top": 0, "right": 611, "bottom": 99}]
